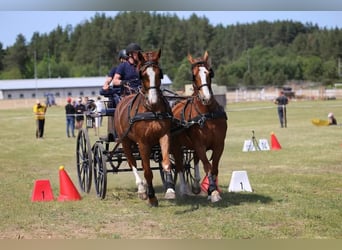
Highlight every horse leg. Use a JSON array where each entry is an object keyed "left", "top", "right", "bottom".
[
  {"left": 159, "top": 134, "right": 176, "bottom": 200},
  {"left": 208, "top": 144, "right": 225, "bottom": 203},
  {"left": 192, "top": 154, "right": 201, "bottom": 194},
  {"left": 132, "top": 166, "right": 147, "bottom": 200},
  {"left": 195, "top": 146, "right": 221, "bottom": 203},
  {"left": 122, "top": 140, "right": 147, "bottom": 200},
  {"left": 171, "top": 142, "right": 189, "bottom": 197},
  {"left": 139, "top": 144, "right": 158, "bottom": 207}
]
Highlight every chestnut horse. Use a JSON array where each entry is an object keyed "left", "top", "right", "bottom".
[
  {"left": 171, "top": 51, "right": 227, "bottom": 203},
  {"left": 114, "top": 49, "right": 175, "bottom": 207}
]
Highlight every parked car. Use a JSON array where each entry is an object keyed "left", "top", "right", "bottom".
[{"left": 282, "top": 86, "right": 295, "bottom": 98}]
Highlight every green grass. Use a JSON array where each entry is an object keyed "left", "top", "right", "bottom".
[{"left": 0, "top": 100, "right": 341, "bottom": 239}]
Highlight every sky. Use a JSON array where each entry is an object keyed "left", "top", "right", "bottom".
[{"left": 0, "top": 11, "right": 342, "bottom": 48}]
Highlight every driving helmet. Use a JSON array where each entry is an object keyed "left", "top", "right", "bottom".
[
  {"left": 118, "top": 49, "right": 128, "bottom": 60},
  {"left": 328, "top": 112, "right": 334, "bottom": 118},
  {"left": 126, "top": 43, "right": 142, "bottom": 56}
]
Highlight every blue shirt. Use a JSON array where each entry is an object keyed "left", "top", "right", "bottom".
[
  {"left": 108, "top": 66, "right": 117, "bottom": 78},
  {"left": 115, "top": 61, "right": 141, "bottom": 90}
]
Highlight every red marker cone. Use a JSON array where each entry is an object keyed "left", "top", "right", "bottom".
[
  {"left": 201, "top": 176, "right": 221, "bottom": 193},
  {"left": 270, "top": 132, "right": 282, "bottom": 150},
  {"left": 31, "top": 179, "right": 54, "bottom": 202},
  {"left": 58, "top": 166, "right": 81, "bottom": 201}
]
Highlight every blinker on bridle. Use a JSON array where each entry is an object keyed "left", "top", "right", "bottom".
[
  {"left": 139, "top": 61, "right": 163, "bottom": 92},
  {"left": 191, "top": 61, "right": 214, "bottom": 91}
]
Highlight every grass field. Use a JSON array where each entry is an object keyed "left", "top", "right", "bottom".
[{"left": 0, "top": 99, "right": 341, "bottom": 239}]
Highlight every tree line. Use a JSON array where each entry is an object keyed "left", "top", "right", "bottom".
[{"left": 1, "top": 11, "right": 342, "bottom": 90}]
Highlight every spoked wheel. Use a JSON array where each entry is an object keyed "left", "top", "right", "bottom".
[
  {"left": 182, "top": 149, "right": 201, "bottom": 194},
  {"left": 93, "top": 142, "right": 107, "bottom": 199},
  {"left": 76, "top": 128, "right": 93, "bottom": 193}
]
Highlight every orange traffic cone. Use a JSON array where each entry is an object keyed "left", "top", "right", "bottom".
[
  {"left": 201, "top": 176, "right": 221, "bottom": 193},
  {"left": 31, "top": 179, "right": 54, "bottom": 201},
  {"left": 270, "top": 132, "right": 282, "bottom": 150},
  {"left": 58, "top": 166, "right": 81, "bottom": 201}
]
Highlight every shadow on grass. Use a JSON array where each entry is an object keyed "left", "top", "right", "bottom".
[
  {"left": 170, "top": 192, "right": 273, "bottom": 214},
  {"left": 104, "top": 184, "right": 272, "bottom": 212}
]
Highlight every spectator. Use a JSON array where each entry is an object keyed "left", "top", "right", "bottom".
[
  {"left": 75, "top": 97, "right": 86, "bottom": 129},
  {"left": 328, "top": 112, "right": 337, "bottom": 125},
  {"left": 274, "top": 90, "right": 289, "bottom": 128},
  {"left": 84, "top": 96, "right": 96, "bottom": 112},
  {"left": 33, "top": 99, "right": 47, "bottom": 139},
  {"left": 95, "top": 96, "right": 104, "bottom": 129},
  {"left": 65, "top": 97, "right": 76, "bottom": 138}
]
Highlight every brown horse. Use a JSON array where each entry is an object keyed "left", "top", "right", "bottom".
[
  {"left": 171, "top": 51, "right": 227, "bottom": 203},
  {"left": 113, "top": 49, "right": 175, "bottom": 207}
]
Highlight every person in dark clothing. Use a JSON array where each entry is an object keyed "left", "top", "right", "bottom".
[
  {"left": 75, "top": 97, "right": 86, "bottom": 129},
  {"left": 112, "top": 43, "right": 142, "bottom": 95},
  {"left": 274, "top": 90, "right": 289, "bottom": 128},
  {"left": 102, "top": 49, "right": 128, "bottom": 91},
  {"left": 102, "top": 49, "right": 128, "bottom": 107},
  {"left": 65, "top": 97, "right": 76, "bottom": 137}
]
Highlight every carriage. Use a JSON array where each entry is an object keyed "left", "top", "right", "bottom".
[
  {"left": 75, "top": 50, "right": 227, "bottom": 206},
  {"left": 75, "top": 90, "right": 197, "bottom": 199}
]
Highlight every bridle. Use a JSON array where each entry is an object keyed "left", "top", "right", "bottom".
[
  {"left": 191, "top": 61, "right": 214, "bottom": 105},
  {"left": 139, "top": 61, "right": 163, "bottom": 92}
]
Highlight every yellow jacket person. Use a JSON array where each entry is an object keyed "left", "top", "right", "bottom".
[{"left": 33, "top": 99, "right": 47, "bottom": 138}]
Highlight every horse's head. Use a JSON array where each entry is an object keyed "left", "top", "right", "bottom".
[
  {"left": 188, "top": 51, "right": 214, "bottom": 105},
  {"left": 137, "top": 49, "right": 163, "bottom": 106}
]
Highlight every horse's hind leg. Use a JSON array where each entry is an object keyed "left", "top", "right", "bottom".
[
  {"left": 122, "top": 140, "right": 147, "bottom": 200},
  {"left": 171, "top": 142, "right": 189, "bottom": 197},
  {"left": 192, "top": 154, "right": 201, "bottom": 194}
]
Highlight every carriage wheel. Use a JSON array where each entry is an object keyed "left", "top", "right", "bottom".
[
  {"left": 93, "top": 142, "right": 107, "bottom": 199},
  {"left": 76, "top": 128, "right": 93, "bottom": 193},
  {"left": 183, "top": 149, "right": 201, "bottom": 195}
]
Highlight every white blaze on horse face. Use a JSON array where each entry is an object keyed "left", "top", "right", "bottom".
[
  {"left": 146, "top": 67, "right": 158, "bottom": 104},
  {"left": 198, "top": 66, "right": 211, "bottom": 101}
]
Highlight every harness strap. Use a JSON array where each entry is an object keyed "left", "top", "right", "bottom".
[
  {"left": 129, "top": 111, "right": 173, "bottom": 124},
  {"left": 178, "top": 102, "right": 227, "bottom": 128},
  {"left": 117, "top": 93, "right": 173, "bottom": 143}
]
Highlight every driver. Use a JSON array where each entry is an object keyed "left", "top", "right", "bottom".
[{"left": 112, "top": 43, "right": 143, "bottom": 95}]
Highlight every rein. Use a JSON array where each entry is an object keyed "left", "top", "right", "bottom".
[{"left": 129, "top": 92, "right": 173, "bottom": 124}]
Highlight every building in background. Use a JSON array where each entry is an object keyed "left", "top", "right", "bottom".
[{"left": 0, "top": 75, "right": 172, "bottom": 100}]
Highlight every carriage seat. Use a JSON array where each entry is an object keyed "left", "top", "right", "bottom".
[{"left": 99, "top": 87, "right": 122, "bottom": 116}]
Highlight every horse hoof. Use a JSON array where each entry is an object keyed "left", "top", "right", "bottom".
[
  {"left": 179, "top": 184, "right": 190, "bottom": 197},
  {"left": 137, "top": 183, "right": 147, "bottom": 200},
  {"left": 164, "top": 188, "right": 176, "bottom": 200},
  {"left": 148, "top": 198, "right": 159, "bottom": 207},
  {"left": 192, "top": 185, "right": 201, "bottom": 195},
  {"left": 210, "top": 190, "right": 222, "bottom": 203},
  {"left": 138, "top": 191, "right": 148, "bottom": 200}
]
